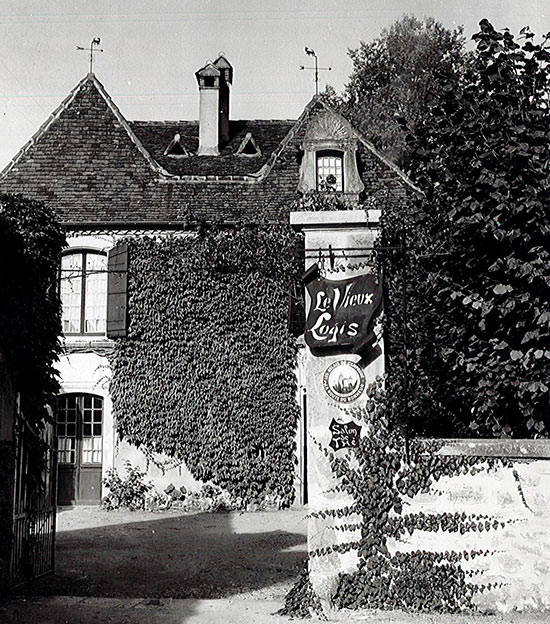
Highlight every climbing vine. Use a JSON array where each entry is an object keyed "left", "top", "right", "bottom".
[
  {"left": 109, "top": 225, "right": 302, "bottom": 506},
  {"left": 283, "top": 379, "right": 515, "bottom": 616}
]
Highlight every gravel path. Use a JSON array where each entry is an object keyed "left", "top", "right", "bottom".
[{"left": 22, "top": 505, "right": 308, "bottom": 601}]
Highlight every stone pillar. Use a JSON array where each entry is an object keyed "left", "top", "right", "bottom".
[{"left": 290, "top": 209, "right": 384, "bottom": 613}]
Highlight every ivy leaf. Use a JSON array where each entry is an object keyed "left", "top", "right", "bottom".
[{"left": 493, "top": 284, "right": 512, "bottom": 295}]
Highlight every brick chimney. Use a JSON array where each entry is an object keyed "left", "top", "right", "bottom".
[{"left": 195, "top": 54, "right": 233, "bottom": 156}]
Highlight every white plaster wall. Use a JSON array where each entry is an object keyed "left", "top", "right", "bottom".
[
  {"left": 65, "top": 234, "right": 115, "bottom": 252},
  {"left": 387, "top": 460, "right": 550, "bottom": 612},
  {"left": 113, "top": 440, "right": 203, "bottom": 493}
]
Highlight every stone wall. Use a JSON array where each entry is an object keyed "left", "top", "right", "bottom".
[{"left": 392, "top": 440, "right": 550, "bottom": 612}]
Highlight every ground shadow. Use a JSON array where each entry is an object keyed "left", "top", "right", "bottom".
[{"left": 18, "top": 509, "right": 307, "bottom": 600}]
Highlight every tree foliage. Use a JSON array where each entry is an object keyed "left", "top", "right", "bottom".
[
  {"left": 382, "top": 20, "right": 550, "bottom": 438},
  {"left": 0, "top": 194, "right": 65, "bottom": 425},
  {"left": 327, "top": 15, "right": 468, "bottom": 165}
]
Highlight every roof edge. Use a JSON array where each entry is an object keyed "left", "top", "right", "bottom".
[
  {"left": 0, "top": 74, "right": 90, "bottom": 180},
  {"left": 89, "top": 74, "right": 172, "bottom": 177},
  {"left": 310, "top": 96, "right": 423, "bottom": 196},
  {"left": 241, "top": 95, "right": 422, "bottom": 195},
  {"left": 0, "top": 73, "right": 174, "bottom": 181}
]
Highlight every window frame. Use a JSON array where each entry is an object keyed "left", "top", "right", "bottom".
[
  {"left": 56, "top": 393, "right": 104, "bottom": 466},
  {"left": 60, "top": 249, "right": 108, "bottom": 337},
  {"left": 316, "top": 150, "right": 345, "bottom": 192}
]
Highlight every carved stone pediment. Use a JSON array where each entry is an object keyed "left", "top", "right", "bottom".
[{"left": 304, "top": 110, "right": 354, "bottom": 143}]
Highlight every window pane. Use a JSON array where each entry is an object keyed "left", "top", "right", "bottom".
[
  {"left": 82, "top": 395, "right": 103, "bottom": 464},
  {"left": 58, "top": 437, "right": 76, "bottom": 464},
  {"left": 316, "top": 153, "right": 343, "bottom": 191},
  {"left": 82, "top": 436, "right": 102, "bottom": 464},
  {"left": 84, "top": 254, "right": 107, "bottom": 334},
  {"left": 60, "top": 254, "right": 83, "bottom": 333},
  {"left": 57, "top": 397, "right": 77, "bottom": 464}
]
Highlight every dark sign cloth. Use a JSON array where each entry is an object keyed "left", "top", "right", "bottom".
[
  {"left": 305, "top": 274, "right": 382, "bottom": 352},
  {"left": 329, "top": 419, "right": 362, "bottom": 451}
]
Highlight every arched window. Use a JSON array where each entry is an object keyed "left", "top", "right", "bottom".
[
  {"left": 60, "top": 251, "right": 107, "bottom": 335},
  {"left": 316, "top": 151, "right": 344, "bottom": 192}
]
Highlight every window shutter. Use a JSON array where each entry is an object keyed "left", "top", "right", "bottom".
[{"left": 106, "top": 243, "right": 128, "bottom": 339}]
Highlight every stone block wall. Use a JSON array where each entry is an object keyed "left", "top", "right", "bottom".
[{"left": 392, "top": 440, "right": 550, "bottom": 612}]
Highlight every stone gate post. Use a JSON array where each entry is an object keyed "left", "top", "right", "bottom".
[{"left": 291, "top": 209, "right": 384, "bottom": 611}]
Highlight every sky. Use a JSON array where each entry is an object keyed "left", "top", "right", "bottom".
[{"left": 0, "top": 0, "right": 548, "bottom": 169}]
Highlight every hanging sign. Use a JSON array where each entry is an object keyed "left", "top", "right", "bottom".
[
  {"left": 329, "top": 418, "right": 362, "bottom": 451},
  {"left": 305, "top": 273, "right": 382, "bottom": 352}
]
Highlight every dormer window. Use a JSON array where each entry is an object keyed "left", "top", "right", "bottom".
[
  {"left": 316, "top": 151, "right": 343, "bottom": 192},
  {"left": 298, "top": 109, "right": 364, "bottom": 200},
  {"left": 236, "top": 132, "right": 261, "bottom": 157},
  {"left": 164, "top": 133, "right": 189, "bottom": 158}
]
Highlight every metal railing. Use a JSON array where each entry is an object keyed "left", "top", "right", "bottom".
[{"left": 10, "top": 412, "right": 56, "bottom": 588}]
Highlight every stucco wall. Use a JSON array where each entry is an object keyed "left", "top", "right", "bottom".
[
  {"left": 390, "top": 441, "right": 550, "bottom": 612},
  {"left": 291, "top": 210, "right": 384, "bottom": 608},
  {"left": 56, "top": 352, "right": 204, "bottom": 499},
  {"left": 113, "top": 440, "right": 202, "bottom": 493}
]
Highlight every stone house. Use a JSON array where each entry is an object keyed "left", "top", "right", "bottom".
[{"left": 0, "top": 54, "right": 415, "bottom": 505}]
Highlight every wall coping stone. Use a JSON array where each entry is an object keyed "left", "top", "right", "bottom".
[
  {"left": 414, "top": 437, "right": 550, "bottom": 459},
  {"left": 290, "top": 209, "right": 380, "bottom": 229}
]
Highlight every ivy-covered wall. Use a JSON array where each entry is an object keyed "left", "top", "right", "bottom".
[
  {"left": 285, "top": 382, "right": 550, "bottom": 616},
  {"left": 390, "top": 443, "right": 550, "bottom": 612},
  {"left": 109, "top": 225, "right": 302, "bottom": 506}
]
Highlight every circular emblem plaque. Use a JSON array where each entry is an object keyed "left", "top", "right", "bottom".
[{"left": 323, "top": 360, "right": 366, "bottom": 403}]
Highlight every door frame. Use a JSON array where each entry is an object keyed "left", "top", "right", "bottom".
[{"left": 56, "top": 393, "right": 104, "bottom": 505}]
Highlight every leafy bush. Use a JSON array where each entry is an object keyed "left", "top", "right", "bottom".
[
  {"left": 178, "top": 484, "right": 236, "bottom": 513},
  {"left": 381, "top": 20, "right": 550, "bottom": 437},
  {"left": 0, "top": 193, "right": 65, "bottom": 425},
  {"left": 102, "top": 461, "right": 156, "bottom": 511}
]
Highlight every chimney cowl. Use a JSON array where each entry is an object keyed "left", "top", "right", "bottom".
[{"left": 195, "top": 55, "right": 233, "bottom": 155}]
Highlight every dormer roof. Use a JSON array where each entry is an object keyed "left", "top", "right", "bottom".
[{"left": 213, "top": 54, "right": 233, "bottom": 84}]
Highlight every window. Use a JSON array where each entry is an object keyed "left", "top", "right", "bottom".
[
  {"left": 316, "top": 151, "right": 344, "bottom": 192},
  {"left": 57, "top": 394, "right": 103, "bottom": 465},
  {"left": 236, "top": 132, "right": 261, "bottom": 157},
  {"left": 60, "top": 251, "right": 107, "bottom": 335},
  {"left": 164, "top": 133, "right": 190, "bottom": 157}
]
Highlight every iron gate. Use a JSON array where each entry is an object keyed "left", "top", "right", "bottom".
[{"left": 10, "top": 411, "right": 56, "bottom": 588}]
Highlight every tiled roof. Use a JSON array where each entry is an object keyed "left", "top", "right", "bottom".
[
  {"left": 0, "top": 73, "right": 417, "bottom": 227},
  {"left": 129, "top": 120, "right": 294, "bottom": 176}
]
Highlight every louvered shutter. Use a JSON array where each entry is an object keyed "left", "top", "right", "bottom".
[{"left": 106, "top": 242, "right": 128, "bottom": 338}]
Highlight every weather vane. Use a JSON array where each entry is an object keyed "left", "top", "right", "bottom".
[
  {"left": 300, "top": 47, "right": 332, "bottom": 96},
  {"left": 77, "top": 37, "right": 103, "bottom": 74}
]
